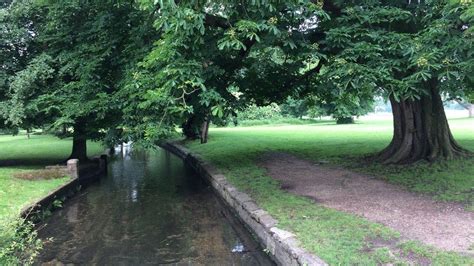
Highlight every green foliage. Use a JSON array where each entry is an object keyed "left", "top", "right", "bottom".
[
  {"left": 1, "top": 54, "right": 55, "bottom": 129},
  {"left": 467, "top": 92, "right": 474, "bottom": 104},
  {"left": 0, "top": 218, "right": 43, "bottom": 265},
  {"left": 1, "top": 0, "right": 156, "bottom": 147},
  {"left": 0, "top": 1, "right": 38, "bottom": 130},
  {"left": 317, "top": 1, "right": 473, "bottom": 104},
  {"left": 237, "top": 103, "right": 283, "bottom": 121},
  {"left": 121, "top": 0, "right": 328, "bottom": 143},
  {"left": 280, "top": 97, "right": 308, "bottom": 119}
]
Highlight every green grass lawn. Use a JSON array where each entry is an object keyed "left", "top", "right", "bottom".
[
  {"left": 187, "top": 117, "right": 474, "bottom": 265},
  {"left": 0, "top": 134, "right": 103, "bottom": 220}
]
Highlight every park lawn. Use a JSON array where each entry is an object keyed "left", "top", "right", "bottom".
[
  {"left": 0, "top": 168, "right": 69, "bottom": 221},
  {"left": 186, "top": 117, "right": 474, "bottom": 265},
  {"left": 0, "top": 134, "right": 103, "bottom": 220}
]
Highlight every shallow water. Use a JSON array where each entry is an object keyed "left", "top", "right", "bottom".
[{"left": 36, "top": 148, "right": 273, "bottom": 265}]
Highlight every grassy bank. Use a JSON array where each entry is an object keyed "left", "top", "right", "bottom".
[
  {"left": 187, "top": 118, "right": 474, "bottom": 264},
  {"left": 0, "top": 134, "right": 103, "bottom": 219}
]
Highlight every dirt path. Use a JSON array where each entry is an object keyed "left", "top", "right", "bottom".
[{"left": 259, "top": 152, "right": 474, "bottom": 253}]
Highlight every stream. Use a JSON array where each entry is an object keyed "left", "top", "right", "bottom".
[{"left": 36, "top": 148, "right": 273, "bottom": 265}]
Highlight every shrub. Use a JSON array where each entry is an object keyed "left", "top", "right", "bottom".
[
  {"left": 237, "top": 103, "right": 283, "bottom": 120},
  {"left": 0, "top": 218, "right": 43, "bottom": 265}
]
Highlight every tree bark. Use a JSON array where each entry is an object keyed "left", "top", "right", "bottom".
[
  {"left": 69, "top": 121, "right": 88, "bottom": 161},
  {"left": 182, "top": 115, "right": 201, "bottom": 140},
  {"left": 469, "top": 104, "right": 473, "bottom": 118},
  {"left": 200, "top": 116, "right": 210, "bottom": 144},
  {"left": 377, "top": 85, "right": 471, "bottom": 164}
]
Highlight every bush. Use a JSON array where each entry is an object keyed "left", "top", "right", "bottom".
[
  {"left": 0, "top": 128, "right": 19, "bottom": 135},
  {"left": 237, "top": 103, "right": 283, "bottom": 120},
  {"left": 0, "top": 218, "right": 43, "bottom": 265}
]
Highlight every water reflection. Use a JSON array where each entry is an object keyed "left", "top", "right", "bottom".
[{"left": 36, "top": 148, "right": 273, "bottom": 265}]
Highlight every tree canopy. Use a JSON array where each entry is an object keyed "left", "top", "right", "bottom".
[{"left": 1, "top": 0, "right": 472, "bottom": 163}]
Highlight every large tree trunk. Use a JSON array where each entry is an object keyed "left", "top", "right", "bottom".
[
  {"left": 69, "top": 121, "right": 88, "bottom": 161},
  {"left": 182, "top": 115, "right": 201, "bottom": 140},
  {"left": 200, "top": 116, "right": 210, "bottom": 144},
  {"left": 183, "top": 114, "right": 210, "bottom": 143},
  {"left": 469, "top": 104, "right": 473, "bottom": 118},
  {"left": 378, "top": 85, "right": 470, "bottom": 164}
]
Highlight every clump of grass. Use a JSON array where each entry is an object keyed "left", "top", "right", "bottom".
[{"left": 13, "top": 168, "right": 67, "bottom": 181}]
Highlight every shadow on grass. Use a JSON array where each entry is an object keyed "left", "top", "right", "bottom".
[{"left": 0, "top": 159, "right": 66, "bottom": 167}]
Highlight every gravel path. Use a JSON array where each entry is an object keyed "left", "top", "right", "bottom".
[{"left": 259, "top": 152, "right": 474, "bottom": 253}]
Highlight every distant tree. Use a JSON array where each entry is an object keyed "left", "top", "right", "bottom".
[
  {"left": 3, "top": 54, "right": 55, "bottom": 138},
  {"left": 238, "top": 103, "right": 283, "bottom": 121},
  {"left": 280, "top": 97, "right": 308, "bottom": 119},
  {"left": 307, "top": 92, "right": 374, "bottom": 124},
  {"left": 0, "top": 1, "right": 40, "bottom": 135}
]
